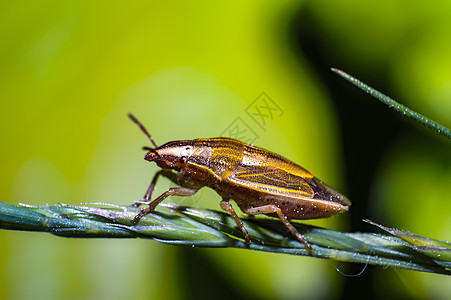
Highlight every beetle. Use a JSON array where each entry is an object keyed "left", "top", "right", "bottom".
[{"left": 129, "top": 114, "right": 351, "bottom": 252}]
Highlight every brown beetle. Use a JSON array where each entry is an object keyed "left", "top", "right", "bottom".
[{"left": 129, "top": 114, "right": 351, "bottom": 252}]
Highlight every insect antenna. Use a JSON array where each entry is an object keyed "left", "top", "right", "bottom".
[{"left": 128, "top": 113, "right": 158, "bottom": 148}]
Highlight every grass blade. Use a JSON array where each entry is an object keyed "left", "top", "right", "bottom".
[{"left": 331, "top": 68, "right": 451, "bottom": 139}]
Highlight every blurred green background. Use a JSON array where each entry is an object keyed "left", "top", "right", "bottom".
[{"left": 1, "top": 1, "right": 450, "bottom": 299}]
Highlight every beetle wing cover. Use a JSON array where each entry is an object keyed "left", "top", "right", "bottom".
[{"left": 228, "top": 166, "right": 314, "bottom": 197}]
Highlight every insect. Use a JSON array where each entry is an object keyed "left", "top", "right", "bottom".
[{"left": 129, "top": 114, "right": 351, "bottom": 252}]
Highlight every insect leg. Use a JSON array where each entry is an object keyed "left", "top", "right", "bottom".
[
  {"left": 133, "top": 187, "right": 198, "bottom": 223},
  {"left": 132, "top": 170, "right": 165, "bottom": 207},
  {"left": 244, "top": 205, "right": 313, "bottom": 253},
  {"left": 132, "top": 170, "right": 185, "bottom": 207},
  {"left": 220, "top": 199, "right": 250, "bottom": 243}
]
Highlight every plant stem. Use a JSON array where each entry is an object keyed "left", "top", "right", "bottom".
[{"left": 1, "top": 201, "right": 450, "bottom": 275}]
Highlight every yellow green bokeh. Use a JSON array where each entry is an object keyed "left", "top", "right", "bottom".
[{"left": 1, "top": 1, "right": 450, "bottom": 299}]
